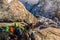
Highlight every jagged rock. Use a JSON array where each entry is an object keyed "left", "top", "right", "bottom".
[{"left": 0, "top": 0, "right": 38, "bottom": 25}]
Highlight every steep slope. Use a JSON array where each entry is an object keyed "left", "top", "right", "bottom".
[{"left": 0, "top": 0, "right": 38, "bottom": 26}]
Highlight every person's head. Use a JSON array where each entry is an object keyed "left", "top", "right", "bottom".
[{"left": 14, "top": 23, "right": 19, "bottom": 27}]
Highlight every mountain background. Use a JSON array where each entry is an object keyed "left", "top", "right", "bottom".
[
  {"left": 19, "top": 0, "right": 60, "bottom": 28},
  {"left": 19, "top": 0, "right": 60, "bottom": 20}
]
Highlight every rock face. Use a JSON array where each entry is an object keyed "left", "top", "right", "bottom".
[
  {"left": 27, "top": 27, "right": 60, "bottom": 40},
  {"left": 0, "top": 0, "right": 38, "bottom": 26},
  {"left": 0, "top": 0, "right": 60, "bottom": 40}
]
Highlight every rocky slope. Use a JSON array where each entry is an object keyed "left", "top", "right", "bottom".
[
  {"left": 27, "top": 27, "right": 60, "bottom": 40},
  {"left": 0, "top": 0, "right": 38, "bottom": 26}
]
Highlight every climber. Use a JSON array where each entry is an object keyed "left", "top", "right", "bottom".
[
  {"left": 14, "top": 23, "right": 25, "bottom": 31},
  {"left": 9, "top": 26, "right": 15, "bottom": 39},
  {"left": 9, "top": 26, "right": 14, "bottom": 35},
  {"left": 4, "top": 26, "right": 10, "bottom": 32},
  {"left": 14, "top": 23, "right": 25, "bottom": 36},
  {"left": 4, "top": 26, "right": 14, "bottom": 40},
  {"left": 4, "top": 25, "right": 14, "bottom": 36}
]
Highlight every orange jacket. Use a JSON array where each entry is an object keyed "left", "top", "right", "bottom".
[{"left": 9, "top": 26, "right": 14, "bottom": 34}]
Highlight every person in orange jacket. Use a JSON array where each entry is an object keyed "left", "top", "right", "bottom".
[
  {"left": 9, "top": 26, "right": 15, "bottom": 40},
  {"left": 9, "top": 26, "right": 14, "bottom": 34}
]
